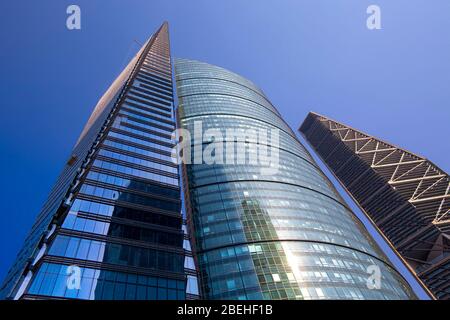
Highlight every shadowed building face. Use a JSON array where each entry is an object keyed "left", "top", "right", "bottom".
[{"left": 300, "top": 112, "right": 448, "bottom": 300}]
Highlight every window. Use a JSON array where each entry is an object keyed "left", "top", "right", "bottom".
[{"left": 272, "top": 274, "right": 281, "bottom": 282}]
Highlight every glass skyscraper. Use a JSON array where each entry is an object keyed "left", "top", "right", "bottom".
[
  {"left": 0, "top": 23, "right": 199, "bottom": 300},
  {"left": 1, "top": 21, "right": 420, "bottom": 301},
  {"left": 175, "top": 58, "right": 416, "bottom": 299}
]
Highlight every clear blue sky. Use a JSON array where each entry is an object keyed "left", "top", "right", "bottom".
[{"left": 0, "top": 1, "right": 448, "bottom": 299}]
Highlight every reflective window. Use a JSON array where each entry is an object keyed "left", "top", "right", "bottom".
[
  {"left": 27, "top": 263, "right": 185, "bottom": 300},
  {"left": 48, "top": 235, "right": 184, "bottom": 272},
  {"left": 92, "top": 159, "right": 179, "bottom": 186}
]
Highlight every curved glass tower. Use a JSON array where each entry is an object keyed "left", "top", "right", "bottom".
[{"left": 175, "top": 58, "right": 416, "bottom": 300}]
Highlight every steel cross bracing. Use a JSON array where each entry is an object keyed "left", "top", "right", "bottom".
[
  {"left": 299, "top": 112, "right": 449, "bottom": 299},
  {"left": 319, "top": 115, "right": 450, "bottom": 226}
]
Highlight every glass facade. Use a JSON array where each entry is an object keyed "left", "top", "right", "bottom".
[
  {"left": 175, "top": 58, "right": 416, "bottom": 299},
  {"left": 1, "top": 21, "right": 419, "bottom": 301},
  {"left": 1, "top": 23, "right": 199, "bottom": 300},
  {"left": 28, "top": 263, "right": 186, "bottom": 300}
]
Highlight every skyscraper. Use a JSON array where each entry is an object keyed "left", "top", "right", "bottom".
[
  {"left": 174, "top": 59, "right": 416, "bottom": 299},
  {"left": 1, "top": 20, "right": 429, "bottom": 301},
  {"left": 0, "top": 22, "right": 199, "bottom": 300},
  {"left": 299, "top": 112, "right": 448, "bottom": 299}
]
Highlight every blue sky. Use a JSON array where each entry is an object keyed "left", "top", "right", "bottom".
[{"left": 0, "top": 1, "right": 448, "bottom": 299}]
